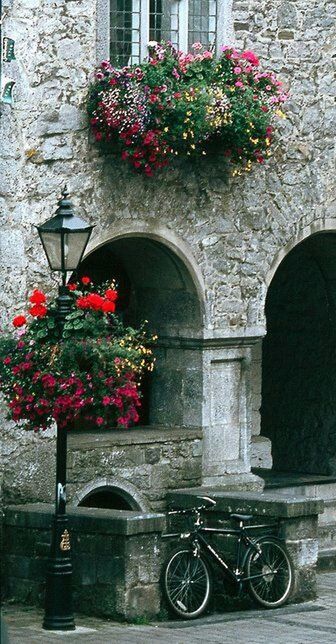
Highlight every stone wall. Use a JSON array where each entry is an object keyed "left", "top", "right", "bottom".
[
  {"left": 1, "top": 425, "right": 202, "bottom": 511},
  {"left": 67, "top": 426, "right": 203, "bottom": 512},
  {"left": 2, "top": 494, "right": 324, "bottom": 619},
  {"left": 1, "top": 0, "right": 335, "bottom": 502},
  {"left": 2, "top": 504, "right": 166, "bottom": 620}
]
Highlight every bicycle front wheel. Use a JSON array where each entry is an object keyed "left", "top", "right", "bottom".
[
  {"left": 245, "top": 536, "right": 294, "bottom": 608},
  {"left": 163, "top": 548, "right": 212, "bottom": 619}
]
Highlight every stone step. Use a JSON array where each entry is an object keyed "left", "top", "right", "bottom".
[
  {"left": 319, "top": 499, "right": 336, "bottom": 526},
  {"left": 317, "top": 548, "right": 336, "bottom": 571}
]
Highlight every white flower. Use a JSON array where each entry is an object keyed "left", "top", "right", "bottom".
[{"left": 147, "top": 41, "right": 158, "bottom": 48}]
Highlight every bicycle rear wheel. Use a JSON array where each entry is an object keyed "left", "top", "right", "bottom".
[
  {"left": 245, "top": 536, "right": 294, "bottom": 608},
  {"left": 163, "top": 548, "right": 212, "bottom": 619}
]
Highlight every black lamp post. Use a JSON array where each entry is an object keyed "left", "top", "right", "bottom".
[{"left": 36, "top": 187, "right": 94, "bottom": 631}]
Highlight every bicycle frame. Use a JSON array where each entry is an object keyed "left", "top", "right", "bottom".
[{"left": 163, "top": 515, "right": 279, "bottom": 586}]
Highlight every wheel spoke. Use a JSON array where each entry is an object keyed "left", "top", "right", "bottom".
[{"left": 165, "top": 550, "right": 211, "bottom": 617}]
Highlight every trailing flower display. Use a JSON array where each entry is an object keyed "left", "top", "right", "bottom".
[
  {"left": 88, "top": 41, "right": 288, "bottom": 176},
  {"left": 0, "top": 278, "right": 156, "bottom": 431}
]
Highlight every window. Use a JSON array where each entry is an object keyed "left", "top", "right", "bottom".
[{"left": 108, "top": 0, "right": 229, "bottom": 66}]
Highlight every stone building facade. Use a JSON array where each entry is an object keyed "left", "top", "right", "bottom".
[{"left": 1, "top": 0, "right": 335, "bottom": 510}]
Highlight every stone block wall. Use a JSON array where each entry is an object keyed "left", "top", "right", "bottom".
[
  {"left": 2, "top": 495, "right": 324, "bottom": 620},
  {"left": 67, "top": 426, "right": 203, "bottom": 512},
  {"left": 2, "top": 504, "right": 166, "bottom": 620}
]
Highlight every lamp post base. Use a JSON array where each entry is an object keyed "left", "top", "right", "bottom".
[{"left": 43, "top": 515, "right": 75, "bottom": 631}]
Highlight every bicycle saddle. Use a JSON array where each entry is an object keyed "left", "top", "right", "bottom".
[{"left": 230, "top": 513, "right": 253, "bottom": 522}]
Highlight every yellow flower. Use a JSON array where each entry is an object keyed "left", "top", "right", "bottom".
[
  {"left": 182, "top": 132, "right": 188, "bottom": 139},
  {"left": 275, "top": 109, "right": 286, "bottom": 119},
  {"left": 164, "top": 127, "right": 169, "bottom": 132}
]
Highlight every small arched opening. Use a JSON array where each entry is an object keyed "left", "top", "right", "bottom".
[
  {"left": 78, "top": 485, "right": 140, "bottom": 510},
  {"left": 261, "top": 232, "right": 336, "bottom": 475},
  {"left": 76, "top": 234, "right": 204, "bottom": 428}
]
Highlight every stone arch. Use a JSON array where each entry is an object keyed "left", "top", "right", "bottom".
[
  {"left": 261, "top": 231, "right": 336, "bottom": 474},
  {"left": 85, "top": 221, "right": 207, "bottom": 325},
  {"left": 77, "top": 224, "right": 205, "bottom": 427},
  {"left": 72, "top": 477, "right": 150, "bottom": 511},
  {"left": 266, "top": 219, "right": 336, "bottom": 289}
]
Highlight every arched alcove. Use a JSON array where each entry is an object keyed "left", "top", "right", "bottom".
[
  {"left": 77, "top": 235, "right": 204, "bottom": 427},
  {"left": 78, "top": 486, "right": 139, "bottom": 510},
  {"left": 261, "top": 232, "right": 336, "bottom": 474}
]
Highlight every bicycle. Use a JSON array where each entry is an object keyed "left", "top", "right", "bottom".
[{"left": 162, "top": 496, "right": 294, "bottom": 619}]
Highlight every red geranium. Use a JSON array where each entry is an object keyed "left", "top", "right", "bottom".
[
  {"left": 102, "top": 300, "right": 116, "bottom": 313},
  {"left": 29, "top": 289, "right": 46, "bottom": 304},
  {"left": 29, "top": 304, "right": 48, "bottom": 318},
  {"left": 13, "top": 315, "right": 27, "bottom": 328},
  {"left": 81, "top": 276, "right": 91, "bottom": 285},
  {"left": 105, "top": 289, "right": 118, "bottom": 302}
]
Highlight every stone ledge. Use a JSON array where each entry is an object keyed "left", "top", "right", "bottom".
[
  {"left": 4, "top": 504, "right": 166, "bottom": 535},
  {"left": 68, "top": 425, "right": 202, "bottom": 449},
  {"left": 166, "top": 488, "right": 324, "bottom": 518}
]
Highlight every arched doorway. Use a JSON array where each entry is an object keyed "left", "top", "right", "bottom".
[
  {"left": 77, "top": 235, "right": 204, "bottom": 427},
  {"left": 261, "top": 232, "right": 336, "bottom": 475}
]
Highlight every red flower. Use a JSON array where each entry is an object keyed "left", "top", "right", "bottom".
[
  {"left": 81, "top": 276, "right": 91, "bottom": 285},
  {"left": 241, "top": 50, "right": 260, "bottom": 66},
  {"left": 29, "top": 304, "right": 48, "bottom": 318},
  {"left": 67, "top": 283, "right": 77, "bottom": 291},
  {"left": 104, "top": 289, "right": 118, "bottom": 302},
  {"left": 76, "top": 296, "right": 89, "bottom": 309},
  {"left": 102, "top": 300, "right": 116, "bottom": 313},
  {"left": 86, "top": 293, "right": 105, "bottom": 310},
  {"left": 13, "top": 315, "right": 27, "bottom": 327},
  {"left": 29, "top": 289, "right": 46, "bottom": 304}
]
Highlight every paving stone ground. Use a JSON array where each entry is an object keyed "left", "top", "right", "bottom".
[{"left": 2, "top": 572, "right": 336, "bottom": 644}]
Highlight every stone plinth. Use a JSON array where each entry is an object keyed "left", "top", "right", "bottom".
[{"left": 3, "top": 504, "right": 166, "bottom": 620}]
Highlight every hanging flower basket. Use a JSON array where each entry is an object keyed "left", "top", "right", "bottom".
[
  {"left": 87, "top": 41, "right": 288, "bottom": 177},
  {"left": 0, "top": 278, "right": 156, "bottom": 431}
]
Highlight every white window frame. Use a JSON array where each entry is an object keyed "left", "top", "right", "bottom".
[{"left": 96, "top": 0, "right": 234, "bottom": 63}]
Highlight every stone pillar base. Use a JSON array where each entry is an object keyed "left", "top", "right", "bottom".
[{"left": 202, "top": 472, "right": 264, "bottom": 491}]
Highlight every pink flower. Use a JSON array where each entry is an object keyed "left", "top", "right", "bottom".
[
  {"left": 192, "top": 42, "right": 203, "bottom": 51},
  {"left": 102, "top": 396, "right": 111, "bottom": 406},
  {"left": 233, "top": 66, "right": 242, "bottom": 74},
  {"left": 95, "top": 71, "right": 104, "bottom": 80},
  {"left": 241, "top": 50, "right": 260, "bottom": 66},
  {"left": 172, "top": 68, "right": 180, "bottom": 79},
  {"left": 202, "top": 51, "right": 213, "bottom": 59},
  {"left": 96, "top": 417, "right": 104, "bottom": 426},
  {"left": 235, "top": 81, "right": 244, "bottom": 88}
]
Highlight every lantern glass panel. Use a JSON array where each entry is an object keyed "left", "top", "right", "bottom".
[{"left": 39, "top": 230, "right": 91, "bottom": 272}]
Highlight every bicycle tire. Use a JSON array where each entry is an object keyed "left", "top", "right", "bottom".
[
  {"left": 163, "top": 547, "right": 212, "bottom": 619},
  {"left": 245, "top": 536, "right": 294, "bottom": 608}
]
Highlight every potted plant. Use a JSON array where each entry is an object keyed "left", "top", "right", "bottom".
[
  {"left": 0, "top": 277, "right": 155, "bottom": 431},
  {"left": 88, "top": 41, "right": 288, "bottom": 176}
]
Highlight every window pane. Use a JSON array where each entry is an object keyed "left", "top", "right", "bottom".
[
  {"left": 110, "top": 0, "right": 141, "bottom": 66},
  {"left": 149, "top": 0, "right": 176, "bottom": 45},
  {"left": 188, "top": 0, "right": 217, "bottom": 50}
]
